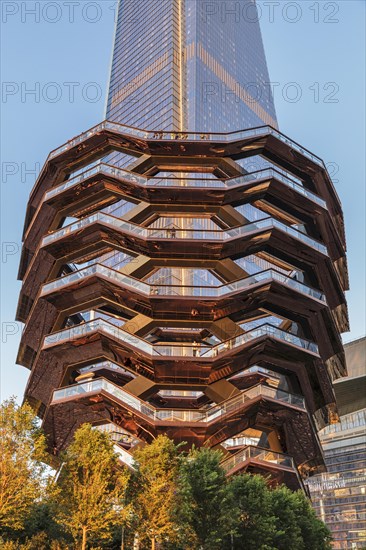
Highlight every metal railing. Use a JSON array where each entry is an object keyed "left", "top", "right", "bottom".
[
  {"left": 44, "top": 162, "right": 326, "bottom": 208},
  {"left": 48, "top": 121, "right": 325, "bottom": 169},
  {"left": 113, "top": 444, "right": 135, "bottom": 469},
  {"left": 52, "top": 378, "right": 306, "bottom": 423},
  {"left": 78, "top": 360, "right": 133, "bottom": 377},
  {"left": 222, "top": 436, "right": 260, "bottom": 448},
  {"left": 41, "top": 211, "right": 328, "bottom": 255},
  {"left": 41, "top": 264, "right": 325, "bottom": 302},
  {"left": 221, "top": 445, "right": 295, "bottom": 473},
  {"left": 95, "top": 422, "right": 137, "bottom": 442},
  {"left": 43, "top": 318, "right": 319, "bottom": 356}
]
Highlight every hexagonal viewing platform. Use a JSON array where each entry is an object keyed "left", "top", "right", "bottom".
[{"left": 17, "top": 121, "right": 349, "bottom": 488}]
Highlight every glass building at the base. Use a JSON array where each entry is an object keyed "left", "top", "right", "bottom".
[{"left": 306, "top": 337, "right": 366, "bottom": 549}]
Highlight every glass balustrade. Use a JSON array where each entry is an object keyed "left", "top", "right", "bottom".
[
  {"left": 221, "top": 445, "right": 295, "bottom": 473},
  {"left": 226, "top": 218, "right": 328, "bottom": 254},
  {"left": 112, "top": 444, "right": 135, "bottom": 468},
  {"left": 246, "top": 365, "right": 282, "bottom": 379},
  {"left": 53, "top": 378, "right": 104, "bottom": 399},
  {"left": 48, "top": 121, "right": 325, "bottom": 170},
  {"left": 42, "top": 212, "right": 145, "bottom": 246},
  {"left": 43, "top": 162, "right": 326, "bottom": 209},
  {"left": 41, "top": 263, "right": 325, "bottom": 303},
  {"left": 45, "top": 163, "right": 147, "bottom": 200},
  {"left": 222, "top": 436, "right": 260, "bottom": 448},
  {"left": 45, "top": 165, "right": 103, "bottom": 200},
  {"left": 78, "top": 360, "right": 133, "bottom": 377},
  {"left": 41, "top": 264, "right": 150, "bottom": 296},
  {"left": 95, "top": 422, "right": 139, "bottom": 443},
  {"left": 254, "top": 169, "right": 326, "bottom": 207},
  {"left": 149, "top": 176, "right": 226, "bottom": 188},
  {"left": 94, "top": 424, "right": 138, "bottom": 468},
  {"left": 43, "top": 318, "right": 319, "bottom": 357},
  {"left": 270, "top": 219, "right": 328, "bottom": 253},
  {"left": 41, "top": 210, "right": 328, "bottom": 256},
  {"left": 52, "top": 378, "right": 306, "bottom": 423},
  {"left": 158, "top": 389, "right": 204, "bottom": 398},
  {"left": 43, "top": 319, "right": 153, "bottom": 354}
]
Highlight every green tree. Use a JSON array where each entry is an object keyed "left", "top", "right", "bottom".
[
  {"left": 294, "top": 490, "right": 332, "bottom": 549},
  {"left": 0, "top": 533, "right": 69, "bottom": 550},
  {"left": 269, "top": 486, "right": 332, "bottom": 550},
  {"left": 54, "top": 423, "right": 130, "bottom": 550},
  {"left": 20, "top": 500, "right": 71, "bottom": 547},
  {"left": 0, "top": 398, "right": 48, "bottom": 534},
  {"left": 223, "top": 474, "right": 276, "bottom": 549},
  {"left": 131, "top": 435, "right": 184, "bottom": 549},
  {"left": 0, "top": 407, "right": 332, "bottom": 550},
  {"left": 178, "top": 446, "right": 228, "bottom": 549}
]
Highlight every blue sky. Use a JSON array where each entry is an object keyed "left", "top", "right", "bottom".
[{"left": 1, "top": 0, "right": 365, "bottom": 401}]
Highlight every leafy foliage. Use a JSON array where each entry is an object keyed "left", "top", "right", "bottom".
[
  {"left": 223, "top": 473, "right": 277, "bottom": 549},
  {"left": 269, "top": 486, "right": 332, "bottom": 550},
  {"left": 0, "top": 399, "right": 48, "bottom": 533},
  {"left": 54, "top": 423, "right": 130, "bottom": 550},
  {"left": 0, "top": 404, "right": 332, "bottom": 550},
  {"left": 130, "top": 435, "right": 184, "bottom": 549},
  {"left": 178, "top": 446, "right": 228, "bottom": 549}
]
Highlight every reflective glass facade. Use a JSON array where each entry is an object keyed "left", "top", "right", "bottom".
[
  {"left": 106, "top": 0, "right": 278, "bottom": 131},
  {"left": 306, "top": 338, "right": 366, "bottom": 549}
]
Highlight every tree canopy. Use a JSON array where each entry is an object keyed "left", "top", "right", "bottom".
[
  {"left": 130, "top": 435, "right": 184, "bottom": 549},
  {"left": 0, "top": 398, "right": 48, "bottom": 533},
  {"left": 54, "top": 423, "right": 130, "bottom": 550},
  {"left": 178, "top": 446, "right": 229, "bottom": 549},
  {"left": 0, "top": 401, "right": 332, "bottom": 550}
]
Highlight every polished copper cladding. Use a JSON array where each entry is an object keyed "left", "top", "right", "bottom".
[{"left": 17, "top": 121, "right": 349, "bottom": 489}]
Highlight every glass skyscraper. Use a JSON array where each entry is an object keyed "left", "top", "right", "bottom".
[{"left": 106, "top": 0, "right": 278, "bottom": 131}]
